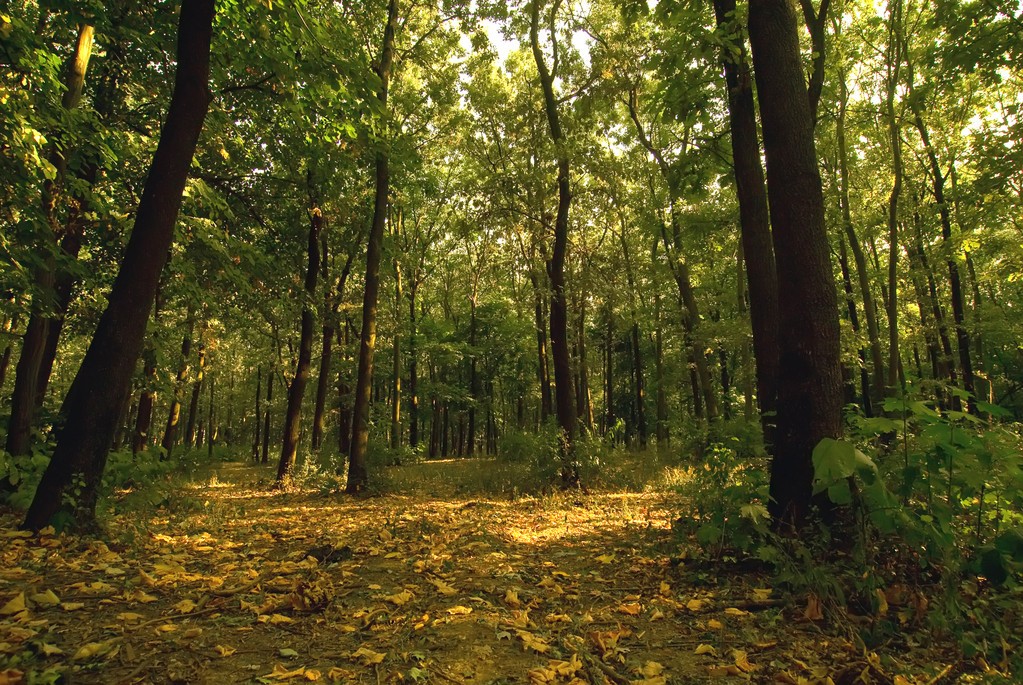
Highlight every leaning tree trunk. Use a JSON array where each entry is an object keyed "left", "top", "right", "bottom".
[
  {"left": 23, "top": 0, "right": 214, "bottom": 531},
  {"left": 347, "top": 0, "right": 398, "bottom": 493},
  {"left": 276, "top": 199, "right": 324, "bottom": 486},
  {"left": 747, "top": 0, "right": 843, "bottom": 527}
]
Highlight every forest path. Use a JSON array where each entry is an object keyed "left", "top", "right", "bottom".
[{"left": 2, "top": 461, "right": 890, "bottom": 684}]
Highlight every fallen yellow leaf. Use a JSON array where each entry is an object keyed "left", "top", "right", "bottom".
[
  {"left": 638, "top": 661, "right": 664, "bottom": 677},
  {"left": 351, "top": 646, "right": 385, "bottom": 665},
  {"left": 695, "top": 644, "right": 717, "bottom": 656},
  {"left": 707, "top": 619, "right": 724, "bottom": 630},
  {"left": 61, "top": 602, "right": 85, "bottom": 611},
  {"left": 447, "top": 605, "right": 472, "bottom": 615},
  {"left": 30, "top": 590, "right": 60, "bottom": 607},
  {"left": 733, "top": 649, "right": 757, "bottom": 673},
  {"left": 72, "top": 639, "right": 120, "bottom": 661},
  {"left": 384, "top": 589, "right": 414, "bottom": 606},
  {"left": 0, "top": 593, "right": 26, "bottom": 615},
  {"left": 266, "top": 663, "right": 308, "bottom": 680},
  {"left": 686, "top": 598, "right": 706, "bottom": 612},
  {"left": 173, "top": 599, "right": 197, "bottom": 614},
  {"left": 117, "top": 612, "right": 144, "bottom": 622},
  {"left": 618, "top": 602, "right": 642, "bottom": 615},
  {"left": 215, "top": 644, "right": 237, "bottom": 657},
  {"left": 505, "top": 589, "right": 522, "bottom": 608}
]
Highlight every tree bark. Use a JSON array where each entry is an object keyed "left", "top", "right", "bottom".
[
  {"left": 747, "top": 0, "right": 843, "bottom": 527},
  {"left": 909, "top": 100, "right": 976, "bottom": 406},
  {"left": 836, "top": 61, "right": 886, "bottom": 404},
  {"left": 276, "top": 198, "right": 324, "bottom": 486},
  {"left": 713, "top": 0, "right": 780, "bottom": 439},
  {"left": 530, "top": 270, "right": 553, "bottom": 421},
  {"left": 132, "top": 346, "right": 158, "bottom": 455},
  {"left": 23, "top": 0, "right": 214, "bottom": 531},
  {"left": 252, "top": 366, "right": 262, "bottom": 462},
  {"left": 6, "top": 23, "right": 95, "bottom": 461},
  {"left": 883, "top": 0, "right": 904, "bottom": 393},
  {"left": 162, "top": 317, "right": 195, "bottom": 460},
  {"left": 347, "top": 0, "right": 399, "bottom": 493},
  {"left": 262, "top": 366, "right": 273, "bottom": 464},
  {"left": 185, "top": 340, "right": 206, "bottom": 447},
  {"left": 530, "top": 0, "right": 578, "bottom": 484}
]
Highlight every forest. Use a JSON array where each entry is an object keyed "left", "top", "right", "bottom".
[{"left": 1, "top": 0, "right": 1023, "bottom": 682}]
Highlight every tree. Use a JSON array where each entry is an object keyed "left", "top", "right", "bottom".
[
  {"left": 347, "top": 0, "right": 399, "bottom": 493},
  {"left": 530, "top": 0, "right": 579, "bottom": 485},
  {"left": 747, "top": 0, "right": 843, "bottom": 526},
  {"left": 23, "top": 0, "right": 215, "bottom": 531}
]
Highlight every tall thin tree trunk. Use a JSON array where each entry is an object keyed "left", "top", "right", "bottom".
[
  {"left": 712, "top": 0, "right": 779, "bottom": 439},
  {"left": 530, "top": 0, "right": 578, "bottom": 485},
  {"left": 262, "top": 367, "right": 273, "bottom": 465},
  {"left": 909, "top": 101, "right": 976, "bottom": 406},
  {"left": 5, "top": 24, "right": 95, "bottom": 463},
  {"left": 162, "top": 317, "right": 195, "bottom": 460},
  {"left": 836, "top": 58, "right": 886, "bottom": 405},
  {"left": 604, "top": 306, "right": 614, "bottom": 437},
  {"left": 347, "top": 0, "right": 399, "bottom": 493},
  {"left": 408, "top": 285, "right": 420, "bottom": 448},
  {"left": 23, "top": 0, "right": 214, "bottom": 531},
  {"left": 185, "top": 340, "right": 206, "bottom": 447},
  {"left": 276, "top": 196, "right": 324, "bottom": 486},
  {"left": 884, "top": 0, "right": 904, "bottom": 393},
  {"left": 252, "top": 366, "right": 262, "bottom": 462}
]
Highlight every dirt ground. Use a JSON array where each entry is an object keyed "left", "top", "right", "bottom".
[{"left": 0, "top": 462, "right": 965, "bottom": 684}]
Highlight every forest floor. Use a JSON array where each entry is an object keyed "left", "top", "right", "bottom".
[{"left": 0, "top": 459, "right": 977, "bottom": 684}]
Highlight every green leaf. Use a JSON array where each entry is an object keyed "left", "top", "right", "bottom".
[{"left": 812, "top": 438, "right": 878, "bottom": 495}]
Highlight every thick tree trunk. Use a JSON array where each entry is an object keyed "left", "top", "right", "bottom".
[
  {"left": 276, "top": 200, "right": 324, "bottom": 486},
  {"left": 23, "top": 0, "right": 214, "bottom": 531},
  {"left": 347, "top": 0, "right": 398, "bottom": 493},
  {"left": 713, "top": 0, "right": 780, "bottom": 440},
  {"left": 747, "top": 0, "right": 843, "bottom": 527}
]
